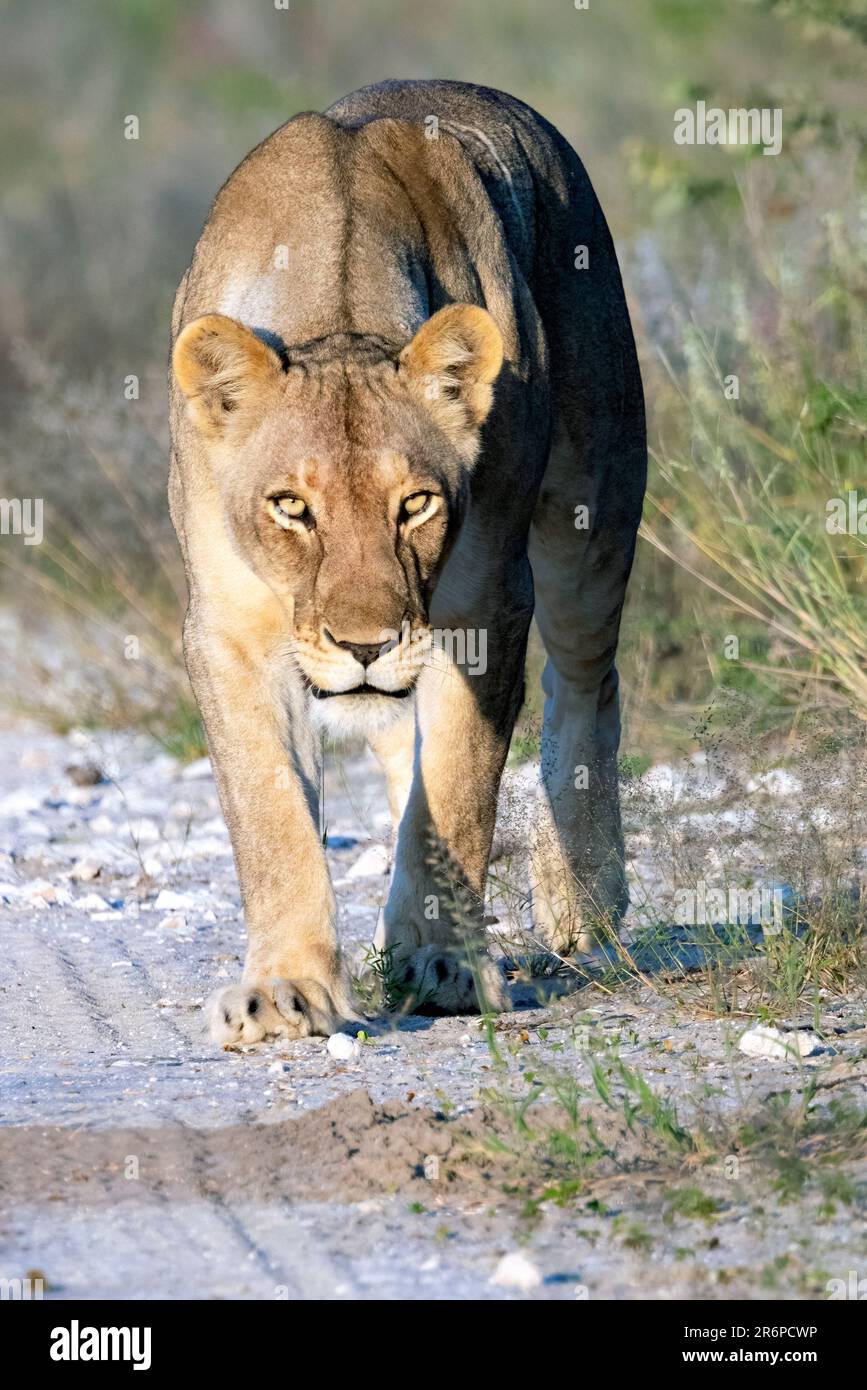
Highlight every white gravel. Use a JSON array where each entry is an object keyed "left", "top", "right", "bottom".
[{"left": 1, "top": 723, "right": 865, "bottom": 1301}]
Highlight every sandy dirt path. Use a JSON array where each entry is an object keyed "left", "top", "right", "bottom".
[{"left": 1, "top": 727, "right": 865, "bottom": 1300}]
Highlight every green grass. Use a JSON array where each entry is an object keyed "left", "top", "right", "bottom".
[
  {"left": 2, "top": 0, "right": 864, "bottom": 761},
  {"left": 355, "top": 943, "right": 425, "bottom": 1014},
  {"left": 635, "top": 162, "right": 867, "bottom": 728},
  {"left": 152, "top": 699, "right": 208, "bottom": 763},
  {"left": 470, "top": 1021, "right": 867, "bottom": 1241},
  {"left": 664, "top": 1186, "right": 724, "bottom": 1224}
]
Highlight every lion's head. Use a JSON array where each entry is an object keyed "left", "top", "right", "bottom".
[{"left": 173, "top": 305, "right": 503, "bottom": 733}]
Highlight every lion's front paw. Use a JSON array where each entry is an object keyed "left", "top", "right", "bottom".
[
  {"left": 206, "top": 984, "right": 285, "bottom": 1046},
  {"left": 398, "top": 944, "right": 510, "bottom": 1016},
  {"left": 206, "top": 977, "right": 342, "bottom": 1047}
]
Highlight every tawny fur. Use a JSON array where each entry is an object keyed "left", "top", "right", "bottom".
[{"left": 168, "top": 80, "right": 646, "bottom": 1046}]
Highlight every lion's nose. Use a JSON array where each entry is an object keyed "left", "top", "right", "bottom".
[{"left": 324, "top": 631, "right": 391, "bottom": 668}]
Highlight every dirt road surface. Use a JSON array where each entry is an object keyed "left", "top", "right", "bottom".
[{"left": 1, "top": 726, "right": 865, "bottom": 1300}]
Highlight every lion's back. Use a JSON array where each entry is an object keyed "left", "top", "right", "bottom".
[{"left": 326, "top": 79, "right": 589, "bottom": 274}]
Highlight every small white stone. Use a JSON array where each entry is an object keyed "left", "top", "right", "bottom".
[
  {"left": 185, "top": 836, "right": 229, "bottom": 858},
  {"left": 327, "top": 1032, "right": 360, "bottom": 1061},
  {"left": 158, "top": 913, "right": 187, "bottom": 931},
  {"left": 490, "top": 1251, "right": 542, "bottom": 1291},
  {"left": 267, "top": 1060, "right": 290, "bottom": 1074},
  {"left": 151, "top": 889, "right": 196, "bottom": 912},
  {"left": 346, "top": 844, "right": 390, "bottom": 879},
  {"left": 23, "top": 880, "right": 72, "bottom": 908},
  {"left": 180, "top": 756, "right": 213, "bottom": 781},
  {"left": 745, "top": 769, "right": 802, "bottom": 798},
  {"left": 642, "top": 764, "right": 686, "bottom": 800},
  {"left": 70, "top": 858, "right": 102, "bottom": 882},
  {"left": 738, "top": 1025, "right": 825, "bottom": 1060},
  {"left": 128, "top": 818, "right": 161, "bottom": 844},
  {"left": 0, "top": 789, "right": 42, "bottom": 816},
  {"left": 78, "top": 892, "right": 109, "bottom": 911}
]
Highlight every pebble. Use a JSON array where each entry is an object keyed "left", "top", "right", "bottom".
[
  {"left": 346, "top": 844, "right": 390, "bottom": 879},
  {"left": 23, "top": 880, "right": 73, "bottom": 908},
  {"left": 127, "top": 818, "right": 160, "bottom": 844},
  {"left": 327, "top": 1032, "right": 361, "bottom": 1061},
  {"left": 0, "top": 789, "right": 43, "bottom": 815},
  {"left": 151, "top": 890, "right": 197, "bottom": 912},
  {"left": 738, "top": 1025, "right": 826, "bottom": 1060},
  {"left": 65, "top": 761, "right": 106, "bottom": 787},
  {"left": 180, "top": 757, "right": 212, "bottom": 781},
  {"left": 489, "top": 1251, "right": 542, "bottom": 1291},
  {"left": 746, "top": 769, "right": 802, "bottom": 798},
  {"left": 70, "top": 858, "right": 102, "bottom": 882},
  {"left": 78, "top": 893, "right": 109, "bottom": 911}
]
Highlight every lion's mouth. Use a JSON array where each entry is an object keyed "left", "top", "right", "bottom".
[{"left": 308, "top": 683, "right": 415, "bottom": 700}]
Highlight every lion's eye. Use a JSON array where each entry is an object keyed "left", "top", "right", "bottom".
[
  {"left": 401, "top": 492, "right": 437, "bottom": 522},
  {"left": 268, "top": 495, "right": 310, "bottom": 528}
]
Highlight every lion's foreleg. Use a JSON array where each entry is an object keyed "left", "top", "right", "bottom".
[
  {"left": 366, "top": 710, "right": 416, "bottom": 838},
  {"left": 375, "top": 565, "right": 533, "bottom": 1010},
  {"left": 183, "top": 613, "right": 350, "bottom": 1042}
]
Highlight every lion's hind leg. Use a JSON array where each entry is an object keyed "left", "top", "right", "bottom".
[{"left": 528, "top": 428, "right": 642, "bottom": 956}]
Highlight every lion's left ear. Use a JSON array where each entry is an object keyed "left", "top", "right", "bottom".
[
  {"left": 399, "top": 305, "right": 504, "bottom": 450},
  {"left": 173, "top": 313, "right": 283, "bottom": 440}
]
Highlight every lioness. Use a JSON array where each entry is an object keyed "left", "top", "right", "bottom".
[{"left": 169, "top": 79, "right": 646, "bottom": 1045}]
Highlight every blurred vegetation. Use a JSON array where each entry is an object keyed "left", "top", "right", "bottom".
[{"left": 0, "top": 0, "right": 864, "bottom": 759}]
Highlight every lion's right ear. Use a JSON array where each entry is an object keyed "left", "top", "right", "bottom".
[
  {"left": 398, "top": 304, "right": 504, "bottom": 463},
  {"left": 172, "top": 314, "right": 283, "bottom": 439}
]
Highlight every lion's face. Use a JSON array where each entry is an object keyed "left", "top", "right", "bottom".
[{"left": 174, "top": 307, "right": 503, "bottom": 729}]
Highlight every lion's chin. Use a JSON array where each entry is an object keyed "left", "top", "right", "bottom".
[{"left": 308, "top": 686, "right": 416, "bottom": 741}]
